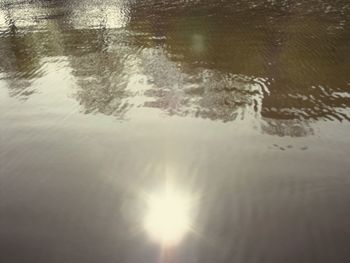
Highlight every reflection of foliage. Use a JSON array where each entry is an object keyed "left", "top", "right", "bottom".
[
  {"left": 132, "top": 48, "right": 314, "bottom": 136},
  {"left": 140, "top": 49, "right": 264, "bottom": 122},
  {"left": 128, "top": 1, "right": 350, "bottom": 123},
  {"left": 68, "top": 28, "right": 134, "bottom": 118},
  {"left": 0, "top": 0, "right": 349, "bottom": 137},
  {"left": 0, "top": 31, "right": 42, "bottom": 100},
  {"left": 189, "top": 73, "right": 264, "bottom": 122},
  {"left": 72, "top": 51, "right": 132, "bottom": 118},
  {"left": 261, "top": 118, "right": 314, "bottom": 137},
  {"left": 0, "top": 2, "right": 70, "bottom": 100}
]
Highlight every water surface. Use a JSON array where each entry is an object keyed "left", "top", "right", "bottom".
[{"left": 1, "top": 1, "right": 350, "bottom": 263}]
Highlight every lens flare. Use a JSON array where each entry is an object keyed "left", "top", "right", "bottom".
[{"left": 144, "top": 187, "right": 192, "bottom": 245}]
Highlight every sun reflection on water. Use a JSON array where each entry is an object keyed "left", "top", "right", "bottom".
[{"left": 144, "top": 185, "right": 194, "bottom": 246}]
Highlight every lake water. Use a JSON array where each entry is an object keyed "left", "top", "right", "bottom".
[{"left": 1, "top": 1, "right": 350, "bottom": 262}]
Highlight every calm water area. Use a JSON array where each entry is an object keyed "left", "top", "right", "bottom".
[{"left": 1, "top": 0, "right": 350, "bottom": 262}]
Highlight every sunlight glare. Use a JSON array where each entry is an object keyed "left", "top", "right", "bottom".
[{"left": 144, "top": 187, "right": 192, "bottom": 245}]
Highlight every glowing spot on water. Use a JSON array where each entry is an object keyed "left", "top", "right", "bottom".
[{"left": 144, "top": 186, "right": 192, "bottom": 245}]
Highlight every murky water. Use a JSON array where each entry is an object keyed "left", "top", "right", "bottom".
[{"left": 1, "top": 0, "right": 350, "bottom": 262}]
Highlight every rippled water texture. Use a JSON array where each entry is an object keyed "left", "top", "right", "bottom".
[{"left": 1, "top": 1, "right": 350, "bottom": 262}]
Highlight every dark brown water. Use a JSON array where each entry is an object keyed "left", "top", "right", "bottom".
[{"left": 1, "top": 1, "right": 350, "bottom": 262}]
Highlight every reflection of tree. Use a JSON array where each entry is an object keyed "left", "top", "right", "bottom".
[
  {"left": 0, "top": 0, "right": 72, "bottom": 99},
  {"left": 1, "top": 0, "right": 349, "bottom": 137},
  {"left": 136, "top": 48, "right": 312, "bottom": 136},
  {"left": 261, "top": 14, "right": 350, "bottom": 122},
  {"left": 261, "top": 118, "right": 314, "bottom": 137},
  {"left": 0, "top": 1, "right": 132, "bottom": 117},
  {"left": 127, "top": 0, "right": 350, "bottom": 129},
  {"left": 0, "top": 8, "right": 41, "bottom": 99},
  {"left": 70, "top": 42, "right": 132, "bottom": 118},
  {"left": 138, "top": 48, "right": 264, "bottom": 122}
]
